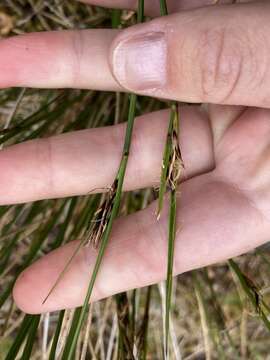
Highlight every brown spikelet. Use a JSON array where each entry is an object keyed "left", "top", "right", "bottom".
[
  {"left": 85, "top": 179, "right": 118, "bottom": 249},
  {"left": 167, "top": 128, "right": 184, "bottom": 191}
]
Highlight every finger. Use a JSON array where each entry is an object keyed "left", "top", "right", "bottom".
[
  {"left": 110, "top": 2, "right": 270, "bottom": 107},
  {"left": 81, "top": 0, "right": 234, "bottom": 16},
  {"left": 0, "top": 106, "right": 214, "bottom": 205},
  {"left": 0, "top": 30, "right": 121, "bottom": 90},
  {"left": 0, "top": 2, "right": 251, "bottom": 92},
  {"left": 13, "top": 172, "right": 268, "bottom": 313}
]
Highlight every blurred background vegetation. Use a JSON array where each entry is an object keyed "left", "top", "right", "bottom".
[{"left": 1, "top": 1, "right": 270, "bottom": 359}]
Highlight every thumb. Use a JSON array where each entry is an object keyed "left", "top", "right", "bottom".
[{"left": 109, "top": 2, "right": 270, "bottom": 107}]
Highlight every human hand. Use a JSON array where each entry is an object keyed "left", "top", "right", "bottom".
[{"left": 1, "top": 0, "right": 270, "bottom": 313}]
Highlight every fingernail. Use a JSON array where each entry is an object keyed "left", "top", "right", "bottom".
[{"left": 111, "top": 32, "right": 167, "bottom": 91}]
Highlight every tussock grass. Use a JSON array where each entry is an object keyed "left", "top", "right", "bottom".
[{"left": 1, "top": 1, "right": 270, "bottom": 359}]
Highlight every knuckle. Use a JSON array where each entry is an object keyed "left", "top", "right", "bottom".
[
  {"left": 37, "top": 137, "right": 55, "bottom": 194},
  {"left": 198, "top": 27, "right": 246, "bottom": 103},
  {"left": 70, "top": 31, "right": 84, "bottom": 86}
]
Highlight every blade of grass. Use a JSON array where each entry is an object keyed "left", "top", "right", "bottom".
[
  {"left": 49, "top": 310, "right": 65, "bottom": 360},
  {"left": 72, "top": 195, "right": 100, "bottom": 238},
  {"left": 201, "top": 268, "right": 240, "bottom": 357},
  {"left": 0, "top": 205, "right": 25, "bottom": 273},
  {"left": 137, "top": 286, "right": 152, "bottom": 360},
  {"left": 0, "top": 87, "right": 26, "bottom": 140},
  {"left": 5, "top": 315, "right": 33, "bottom": 360},
  {"left": 0, "top": 206, "right": 9, "bottom": 218},
  {"left": 193, "top": 271, "right": 228, "bottom": 360},
  {"left": 160, "top": 0, "right": 168, "bottom": 15},
  {"left": 21, "top": 315, "right": 41, "bottom": 360},
  {"left": 0, "top": 91, "right": 86, "bottom": 145},
  {"left": 51, "top": 198, "right": 78, "bottom": 250},
  {"left": 228, "top": 259, "right": 270, "bottom": 332},
  {"left": 0, "top": 93, "right": 64, "bottom": 143},
  {"left": 0, "top": 202, "right": 44, "bottom": 275},
  {"left": 111, "top": 9, "right": 121, "bottom": 28},
  {"left": 61, "top": 307, "right": 84, "bottom": 359}
]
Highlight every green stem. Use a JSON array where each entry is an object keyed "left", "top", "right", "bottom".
[
  {"left": 165, "top": 189, "right": 176, "bottom": 356},
  {"left": 159, "top": 2, "right": 180, "bottom": 358},
  {"left": 63, "top": 3, "right": 144, "bottom": 359},
  {"left": 49, "top": 310, "right": 65, "bottom": 360},
  {"left": 21, "top": 315, "right": 40, "bottom": 360},
  {"left": 160, "top": 0, "right": 168, "bottom": 15}
]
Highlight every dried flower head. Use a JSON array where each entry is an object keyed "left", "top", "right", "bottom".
[{"left": 85, "top": 179, "right": 118, "bottom": 248}]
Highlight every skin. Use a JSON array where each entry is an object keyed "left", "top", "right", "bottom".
[{"left": 0, "top": 0, "right": 269, "bottom": 313}]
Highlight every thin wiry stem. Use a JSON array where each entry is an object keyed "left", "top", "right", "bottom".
[
  {"left": 66, "top": 95, "right": 135, "bottom": 360},
  {"left": 63, "top": 3, "right": 144, "bottom": 358},
  {"left": 158, "top": 2, "right": 184, "bottom": 358},
  {"left": 165, "top": 189, "right": 177, "bottom": 356}
]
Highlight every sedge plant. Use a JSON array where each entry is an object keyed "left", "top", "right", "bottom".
[
  {"left": 41, "top": 2, "right": 145, "bottom": 359},
  {"left": 2, "top": 2, "right": 270, "bottom": 359},
  {"left": 158, "top": 1, "right": 184, "bottom": 358}
]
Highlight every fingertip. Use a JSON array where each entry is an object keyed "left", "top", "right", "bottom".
[
  {"left": 109, "top": 18, "right": 170, "bottom": 96},
  {"left": 13, "top": 269, "right": 41, "bottom": 314},
  {"left": 0, "top": 37, "right": 23, "bottom": 88},
  {"left": 12, "top": 250, "right": 68, "bottom": 314},
  {"left": 12, "top": 241, "right": 92, "bottom": 314},
  {"left": 0, "top": 29, "right": 122, "bottom": 91},
  {"left": 111, "top": 31, "right": 167, "bottom": 92}
]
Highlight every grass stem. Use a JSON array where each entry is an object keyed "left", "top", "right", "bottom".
[
  {"left": 62, "top": 3, "right": 144, "bottom": 358},
  {"left": 159, "top": 3, "right": 183, "bottom": 358}
]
